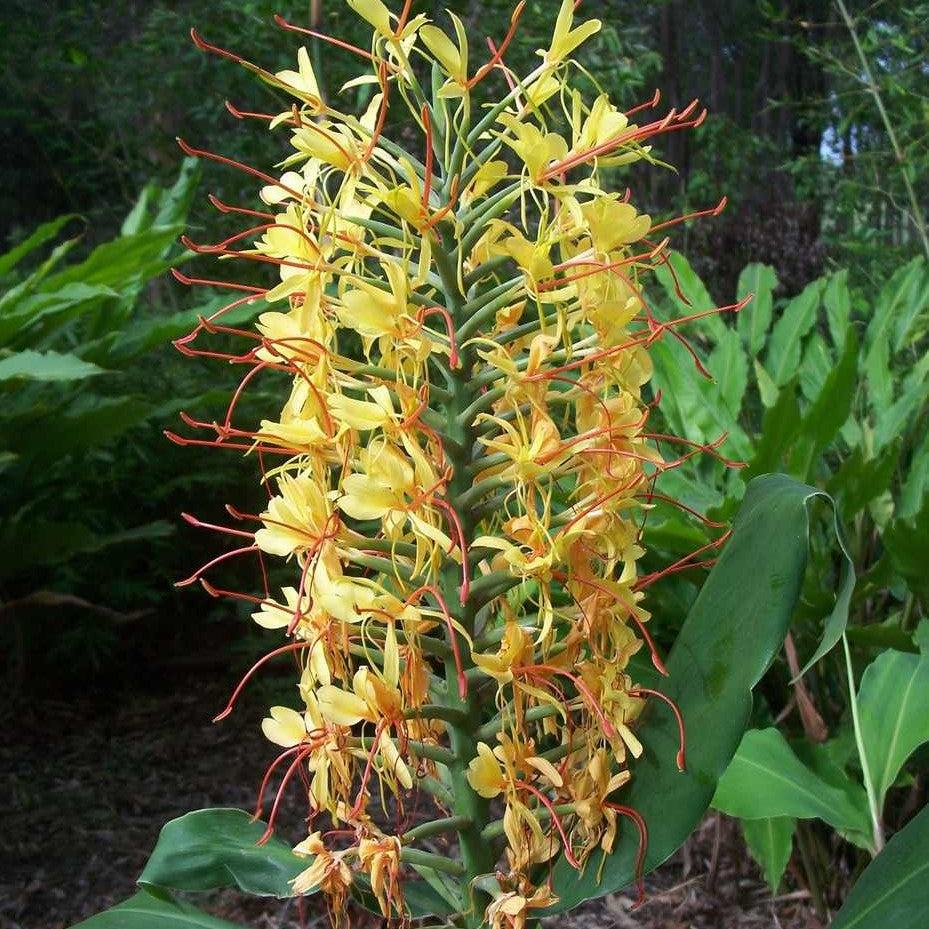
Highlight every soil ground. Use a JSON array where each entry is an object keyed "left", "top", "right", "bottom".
[{"left": 2, "top": 662, "right": 824, "bottom": 929}]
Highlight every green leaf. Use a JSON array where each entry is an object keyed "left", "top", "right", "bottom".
[
  {"left": 40, "top": 225, "right": 182, "bottom": 291},
  {"left": 824, "top": 269, "right": 851, "bottom": 352},
  {"left": 753, "top": 359, "right": 779, "bottom": 408},
  {"left": 900, "top": 427, "right": 929, "bottom": 518},
  {"left": 0, "top": 213, "right": 78, "bottom": 279},
  {"left": 863, "top": 258, "right": 924, "bottom": 413},
  {"left": 736, "top": 263, "right": 778, "bottom": 355},
  {"left": 882, "top": 503, "right": 929, "bottom": 600},
  {"left": 743, "top": 380, "right": 801, "bottom": 480},
  {"left": 789, "top": 326, "right": 859, "bottom": 480},
  {"left": 649, "top": 336, "right": 752, "bottom": 463},
  {"left": 547, "top": 475, "right": 842, "bottom": 912},
  {"left": 826, "top": 441, "right": 901, "bottom": 522},
  {"left": 741, "top": 816, "right": 795, "bottom": 892},
  {"left": 138, "top": 808, "right": 303, "bottom": 897},
  {"left": 0, "top": 283, "right": 121, "bottom": 346},
  {"left": 872, "top": 351, "right": 929, "bottom": 451},
  {"left": 712, "top": 728, "right": 871, "bottom": 839},
  {"left": 798, "top": 332, "right": 832, "bottom": 402},
  {"left": 70, "top": 889, "right": 251, "bottom": 929},
  {"left": 891, "top": 258, "right": 929, "bottom": 352},
  {"left": 765, "top": 278, "right": 825, "bottom": 386},
  {"left": 0, "top": 349, "right": 105, "bottom": 382},
  {"left": 858, "top": 631, "right": 929, "bottom": 808},
  {"left": 708, "top": 327, "right": 748, "bottom": 420},
  {"left": 830, "top": 805, "right": 929, "bottom": 929}
]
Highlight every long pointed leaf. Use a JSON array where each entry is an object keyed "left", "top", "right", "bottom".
[
  {"left": 830, "top": 805, "right": 929, "bottom": 929},
  {"left": 70, "top": 889, "right": 251, "bottom": 929}
]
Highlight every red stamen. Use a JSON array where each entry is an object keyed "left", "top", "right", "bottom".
[
  {"left": 467, "top": 1, "right": 526, "bottom": 89},
  {"left": 517, "top": 664, "right": 616, "bottom": 738},
  {"left": 604, "top": 803, "right": 648, "bottom": 906},
  {"left": 258, "top": 747, "right": 312, "bottom": 845},
  {"left": 628, "top": 688, "right": 686, "bottom": 771},
  {"left": 274, "top": 14, "right": 376, "bottom": 62},
  {"left": 514, "top": 780, "right": 580, "bottom": 868},
  {"left": 181, "top": 512, "right": 255, "bottom": 540},
  {"left": 214, "top": 641, "right": 314, "bottom": 722},
  {"left": 174, "top": 544, "right": 259, "bottom": 587}
]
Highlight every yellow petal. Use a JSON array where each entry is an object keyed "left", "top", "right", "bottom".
[
  {"left": 261, "top": 706, "right": 307, "bottom": 747},
  {"left": 467, "top": 742, "right": 505, "bottom": 798},
  {"left": 317, "top": 685, "right": 369, "bottom": 726},
  {"left": 347, "top": 0, "right": 392, "bottom": 35}
]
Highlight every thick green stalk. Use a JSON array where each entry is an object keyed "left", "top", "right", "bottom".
[{"left": 429, "top": 227, "right": 499, "bottom": 927}]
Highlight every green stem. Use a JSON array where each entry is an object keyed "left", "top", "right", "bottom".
[
  {"left": 400, "top": 847, "right": 466, "bottom": 876},
  {"left": 349, "top": 736, "right": 455, "bottom": 767},
  {"left": 402, "top": 815, "right": 473, "bottom": 844},
  {"left": 842, "top": 633, "right": 885, "bottom": 853}
]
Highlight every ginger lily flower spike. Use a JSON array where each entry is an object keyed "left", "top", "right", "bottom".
[{"left": 171, "top": 2, "right": 739, "bottom": 926}]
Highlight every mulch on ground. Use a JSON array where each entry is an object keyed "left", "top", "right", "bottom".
[{"left": 2, "top": 664, "right": 822, "bottom": 929}]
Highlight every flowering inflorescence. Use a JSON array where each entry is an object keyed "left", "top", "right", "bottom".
[{"left": 171, "top": 2, "right": 740, "bottom": 926}]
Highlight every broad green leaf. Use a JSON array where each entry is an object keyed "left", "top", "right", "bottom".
[
  {"left": 753, "top": 359, "right": 779, "bottom": 408},
  {"left": 712, "top": 728, "right": 871, "bottom": 840},
  {"left": 765, "top": 278, "right": 825, "bottom": 386},
  {"left": 736, "top": 263, "right": 778, "bottom": 355},
  {"left": 858, "top": 627, "right": 929, "bottom": 808},
  {"left": 139, "top": 808, "right": 453, "bottom": 919},
  {"left": 789, "top": 327, "right": 859, "bottom": 480},
  {"left": 826, "top": 442, "right": 901, "bottom": 522},
  {"left": 882, "top": 503, "right": 929, "bottom": 600},
  {"left": 121, "top": 183, "right": 160, "bottom": 237},
  {"left": 652, "top": 250, "right": 727, "bottom": 341},
  {"left": 40, "top": 225, "right": 182, "bottom": 291},
  {"left": 707, "top": 327, "right": 748, "bottom": 420},
  {"left": 0, "top": 213, "right": 77, "bottom": 279},
  {"left": 742, "top": 816, "right": 795, "bottom": 892},
  {"left": 0, "top": 283, "right": 121, "bottom": 345},
  {"left": 139, "top": 808, "right": 303, "bottom": 897},
  {"left": 830, "top": 805, "right": 929, "bottom": 929},
  {"left": 899, "top": 428, "right": 929, "bottom": 518},
  {"left": 154, "top": 157, "right": 201, "bottom": 228},
  {"left": 824, "top": 269, "right": 851, "bottom": 352},
  {"left": 71, "top": 889, "right": 250, "bottom": 929},
  {"left": 863, "top": 257, "right": 924, "bottom": 413},
  {"left": 743, "top": 380, "right": 801, "bottom": 480},
  {"left": 547, "top": 475, "right": 843, "bottom": 911},
  {"left": 798, "top": 332, "right": 832, "bottom": 402},
  {"left": 0, "top": 349, "right": 105, "bottom": 382},
  {"left": 872, "top": 351, "right": 929, "bottom": 450},
  {"left": 891, "top": 258, "right": 929, "bottom": 352}
]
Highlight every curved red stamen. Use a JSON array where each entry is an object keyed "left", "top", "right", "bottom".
[
  {"left": 514, "top": 780, "right": 580, "bottom": 868},
  {"left": 258, "top": 746, "right": 312, "bottom": 845},
  {"left": 518, "top": 665, "right": 616, "bottom": 738},
  {"left": 174, "top": 544, "right": 259, "bottom": 587},
  {"left": 628, "top": 688, "right": 686, "bottom": 771},
  {"left": 467, "top": 1, "right": 526, "bottom": 89},
  {"left": 604, "top": 802, "right": 649, "bottom": 906},
  {"left": 214, "top": 640, "right": 314, "bottom": 722}
]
